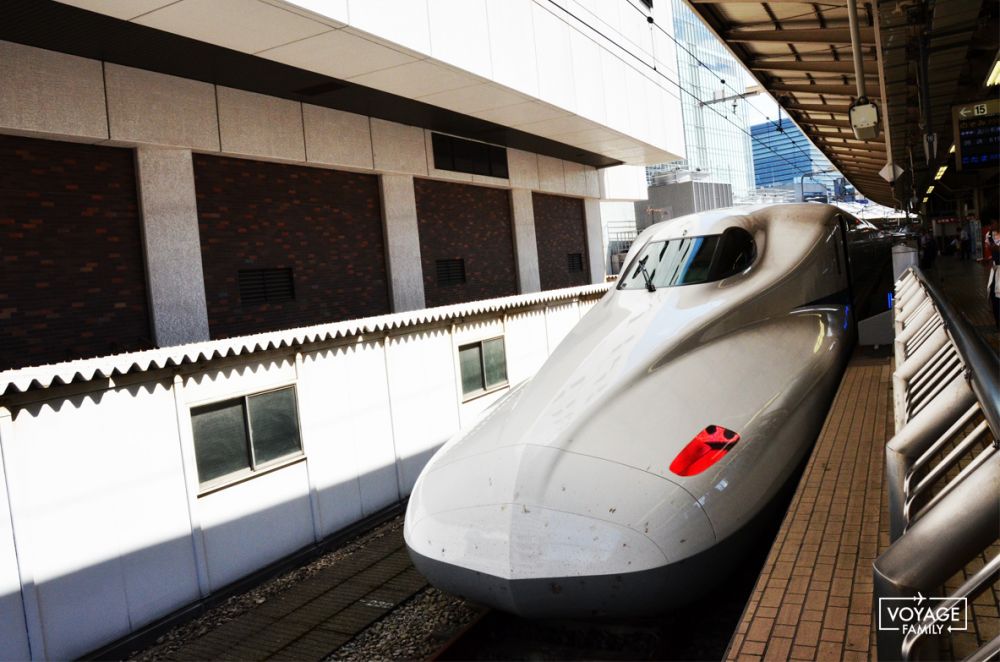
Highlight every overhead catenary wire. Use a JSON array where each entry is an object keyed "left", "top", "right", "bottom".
[
  {"left": 653, "top": 15, "right": 819, "bottom": 164},
  {"left": 543, "top": 0, "right": 825, "bottom": 177},
  {"left": 624, "top": 0, "right": 830, "bottom": 166}
]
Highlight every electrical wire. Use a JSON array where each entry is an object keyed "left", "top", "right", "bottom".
[
  {"left": 632, "top": 0, "right": 823, "bottom": 165},
  {"left": 543, "top": 0, "right": 823, "bottom": 177}
]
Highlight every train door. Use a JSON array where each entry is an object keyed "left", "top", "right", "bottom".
[{"left": 835, "top": 214, "right": 856, "bottom": 310}]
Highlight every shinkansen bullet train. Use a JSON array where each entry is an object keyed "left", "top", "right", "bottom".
[{"left": 404, "top": 204, "right": 891, "bottom": 617}]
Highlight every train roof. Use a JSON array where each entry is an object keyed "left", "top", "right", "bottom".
[{"left": 641, "top": 203, "right": 851, "bottom": 243}]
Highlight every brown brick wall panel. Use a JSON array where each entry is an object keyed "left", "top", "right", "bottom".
[
  {"left": 532, "top": 192, "right": 590, "bottom": 291},
  {"left": 414, "top": 179, "right": 517, "bottom": 307},
  {"left": 193, "top": 155, "right": 390, "bottom": 339},
  {"left": 0, "top": 134, "right": 152, "bottom": 370}
]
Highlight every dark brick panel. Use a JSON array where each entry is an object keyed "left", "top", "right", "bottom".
[
  {"left": 194, "top": 155, "right": 390, "bottom": 339},
  {"left": 414, "top": 179, "right": 518, "bottom": 307},
  {"left": 532, "top": 192, "right": 590, "bottom": 291},
  {"left": 0, "top": 134, "right": 152, "bottom": 370}
]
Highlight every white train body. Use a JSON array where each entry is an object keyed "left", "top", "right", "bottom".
[{"left": 404, "top": 204, "right": 863, "bottom": 617}]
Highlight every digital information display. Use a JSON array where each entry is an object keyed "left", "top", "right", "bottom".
[{"left": 952, "top": 99, "right": 999, "bottom": 172}]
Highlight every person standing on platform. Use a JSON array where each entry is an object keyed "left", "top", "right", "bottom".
[
  {"left": 987, "top": 228, "right": 1000, "bottom": 329},
  {"left": 959, "top": 223, "right": 971, "bottom": 261},
  {"left": 920, "top": 231, "right": 938, "bottom": 271}
]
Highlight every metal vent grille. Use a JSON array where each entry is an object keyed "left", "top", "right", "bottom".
[
  {"left": 567, "top": 253, "right": 584, "bottom": 273},
  {"left": 436, "top": 258, "right": 466, "bottom": 286},
  {"left": 238, "top": 268, "right": 295, "bottom": 305}
]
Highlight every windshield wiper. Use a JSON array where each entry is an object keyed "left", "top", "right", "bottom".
[{"left": 636, "top": 256, "right": 656, "bottom": 292}]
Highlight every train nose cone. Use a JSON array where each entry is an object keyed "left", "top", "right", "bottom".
[{"left": 404, "top": 444, "right": 716, "bottom": 617}]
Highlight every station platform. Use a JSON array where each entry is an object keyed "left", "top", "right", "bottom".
[
  {"left": 724, "top": 351, "right": 892, "bottom": 661},
  {"left": 726, "top": 254, "right": 1000, "bottom": 662}
]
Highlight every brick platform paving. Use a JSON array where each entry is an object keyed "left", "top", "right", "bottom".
[
  {"left": 164, "top": 530, "right": 426, "bottom": 661},
  {"left": 725, "top": 256, "right": 1000, "bottom": 662},
  {"left": 725, "top": 353, "right": 893, "bottom": 662}
]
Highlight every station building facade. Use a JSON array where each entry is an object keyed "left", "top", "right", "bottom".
[
  {"left": 0, "top": 0, "right": 684, "bottom": 371},
  {"left": 0, "top": 1, "right": 688, "bottom": 659}
]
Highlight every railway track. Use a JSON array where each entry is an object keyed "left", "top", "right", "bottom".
[
  {"left": 114, "top": 453, "right": 803, "bottom": 661},
  {"left": 422, "top": 457, "right": 809, "bottom": 661}
]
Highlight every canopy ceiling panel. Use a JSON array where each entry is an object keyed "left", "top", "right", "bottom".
[{"left": 686, "top": 0, "right": 997, "bottom": 208}]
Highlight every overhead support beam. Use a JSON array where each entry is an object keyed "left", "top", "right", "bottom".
[
  {"left": 727, "top": 27, "right": 875, "bottom": 44},
  {"left": 834, "top": 159, "right": 890, "bottom": 168},
  {"left": 691, "top": 0, "right": 846, "bottom": 3},
  {"left": 824, "top": 142, "right": 887, "bottom": 151},
  {"left": 798, "top": 118, "right": 854, "bottom": 128},
  {"left": 771, "top": 83, "right": 879, "bottom": 96},
  {"left": 810, "top": 129, "right": 884, "bottom": 141},
  {"left": 783, "top": 102, "right": 851, "bottom": 115},
  {"left": 825, "top": 145, "right": 888, "bottom": 155},
  {"left": 831, "top": 152, "right": 890, "bottom": 162},
  {"left": 843, "top": 171, "right": 887, "bottom": 178},
  {"left": 750, "top": 59, "right": 877, "bottom": 74}
]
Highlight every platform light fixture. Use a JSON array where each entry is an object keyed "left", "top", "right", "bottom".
[
  {"left": 949, "top": 144, "right": 956, "bottom": 154},
  {"left": 988, "top": 58, "right": 1000, "bottom": 86},
  {"left": 934, "top": 165, "right": 948, "bottom": 180},
  {"left": 922, "top": 196, "right": 929, "bottom": 204},
  {"left": 926, "top": 185, "right": 935, "bottom": 194}
]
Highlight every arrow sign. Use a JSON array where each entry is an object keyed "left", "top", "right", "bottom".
[{"left": 960, "top": 107, "right": 971, "bottom": 118}]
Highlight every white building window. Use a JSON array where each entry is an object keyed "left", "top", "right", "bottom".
[
  {"left": 459, "top": 337, "right": 508, "bottom": 400},
  {"left": 191, "top": 386, "right": 303, "bottom": 489}
]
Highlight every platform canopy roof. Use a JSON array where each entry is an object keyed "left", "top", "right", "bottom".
[{"left": 687, "top": 0, "right": 998, "bottom": 209}]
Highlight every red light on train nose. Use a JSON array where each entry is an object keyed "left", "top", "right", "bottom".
[{"left": 669, "top": 425, "right": 741, "bottom": 477}]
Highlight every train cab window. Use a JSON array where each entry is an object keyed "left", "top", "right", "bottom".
[{"left": 618, "top": 227, "right": 756, "bottom": 290}]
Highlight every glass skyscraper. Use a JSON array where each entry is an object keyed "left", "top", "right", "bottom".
[
  {"left": 646, "top": 0, "right": 756, "bottom": 200},
  {"left": 750, "top": 117, "right": 842, "bottom": 197}
]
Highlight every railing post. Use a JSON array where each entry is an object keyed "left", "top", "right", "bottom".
[{"left": 883, "top": 376, "right": 976, "bottom": 539}]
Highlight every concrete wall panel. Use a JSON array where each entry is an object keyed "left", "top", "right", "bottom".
[
  {"left": 303, "top": 104, "right": 373, "bottom": 170},
  {"left": 105, "top": 64, "right": 219, "bottom": 151},
  {"left": 507, "top": 148, "right": 540, "bottom": 191},
  {"left": 6, "top": 384, "right": 198, "bottom": 660},
  {"left": 0, "top": 41, "right": 107, "bottom": 142},
  {"left": 564, "top": 160, "right": 589, "bottom": 198},
  {"left": 386, "top": 329, "right": 461, "bottom": 495},
  {"left": 371, "top": 119, "right": 428, "bottom": 176},
  {"left": 537, "top": 155, "right": 566, "bottom": 194},
  {"left": 427, "top": 0, "right": 493, "bottom": 79},
  {"left": 216, "top": 86, "right": 305, "bottom": 162}
]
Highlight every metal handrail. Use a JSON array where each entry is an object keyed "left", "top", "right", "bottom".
[
  {"left": 874, "top": 267, "right": 1000, "bottom": 662},
  {"left": 912, "top": 269, "right": 1000, "bottom": 440},
  {"left": 900, "top": 553, "right": 1000, "bottom": 660}
]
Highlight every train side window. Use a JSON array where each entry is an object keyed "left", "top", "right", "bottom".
[{"left": 459, "top": 337, "right": 509, "bottom": 400}]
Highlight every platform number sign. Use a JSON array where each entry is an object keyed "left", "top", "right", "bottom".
[{"left": 951, "top": 98, "right": 999, "bottom": 172}]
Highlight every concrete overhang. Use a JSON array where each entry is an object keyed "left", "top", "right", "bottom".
[{"left": 32, "top": 0, "right": 682, "bottom": 169}]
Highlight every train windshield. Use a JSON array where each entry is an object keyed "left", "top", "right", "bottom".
[{"left": 618, "top": 227, "right": 756, "bottom": 290}]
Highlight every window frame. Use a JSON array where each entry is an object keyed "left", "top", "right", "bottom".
[
  {"left": 190, "top": 384, "right": 306, "bottom": 495},
  {"left": 457, "top": 336, "right": 510, "bottom": 403}
]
